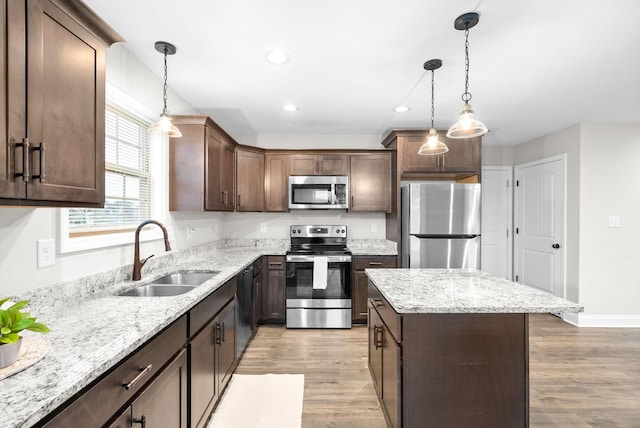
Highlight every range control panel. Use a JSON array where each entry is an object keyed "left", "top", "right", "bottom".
[{"left": 290, "top": 225, "right": 347, "bottom": 238}]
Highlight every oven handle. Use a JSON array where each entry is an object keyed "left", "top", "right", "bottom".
[{"left": 286, "top": 254, "right": 352, "bottom": 263}]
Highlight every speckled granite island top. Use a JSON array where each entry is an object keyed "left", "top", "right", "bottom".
[{"left": 365, "top": 268, "right": 583, "bottom": 314}]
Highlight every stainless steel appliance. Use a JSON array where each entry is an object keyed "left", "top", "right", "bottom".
[
  {"left": 286, "top": 225, "right": 352, "bottom": 328},
  {"left": 401, "top": 182, "right": 481, "bottom": 269},
  {"left": 288, "top": 176, "right": 349, "bottom": 210}
]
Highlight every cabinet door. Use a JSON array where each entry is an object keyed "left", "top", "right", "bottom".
[
  {"left": 288, "top": 154, "right": 318, "bottom": 175},
  {"left": 25, "top": 0, "right": 105, "bottom": 205},
  {"left": 368, "top": 304, "right": 383, "bottom": 396},
  {"left": 264, "top": 154, "right": 288, "bottom": 211},
  {"left": 318, "top": 154, "right": 349, "bottom": 175},
  {"left": 190, "top": 321, "right": 217, "bottom": 428},
  {"left": 353, "top": 271, "right": 369, "bottom": 323},
  {"left": 265, "top": 269, "right": 285, "bottom": 320},
  {"left": 0, "top": 0, "right": 27, "bottom": 200},
  {"left": 221, "top": 138, "right": 235, "bottom": 211},
  {"left": 236, "top": 149, "right": 264, "bottom": 212},
  {"left": 205, "top": 130, "right": 224, "bottom": 210},
  {"left": 440, "top": 138, "right": 481, "bottom": 172},
  {"left": 216, "top": 300, "right": 236, "bottom": 390},
  {"left": 402, "top": 134, "right": 441, "bottom": 173},
  {"left": 106, "top": 406, "right": 130, "bottom": 428},
  {"left": 350, "top": 154, "right": 391, "bottom": 212},
  {"left": 252, "top": 269, "right": 262, "bottom": 328},
  {"left": 131, "top": 349, "right": 188, "bottom": 428},
  {"left": 381, "top": 325, "right": 401, "bottom": 428}
]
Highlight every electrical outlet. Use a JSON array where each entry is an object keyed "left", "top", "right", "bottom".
[
  {"left": 371, "top": 223, "right": 377, "bottom": 233},
  {"left": 37, "top": 239, "right": 55, "bottom": 268},
  {"left": 260, "top": 223, "right": 267, "bottom": 233},
  {"left": 187, "top": 227, "right": 196, "bottom": 240},
  {"left": 608, "top": 216, "right": 621, "bottom": 228}
]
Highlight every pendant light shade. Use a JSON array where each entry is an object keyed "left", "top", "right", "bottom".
[
  {"left": 447, "top": 12, "right": 488, "bottom": 139},
  {"left": 418, "top": 59, "right": 449, "bottom": 156},
  {"left": 149, "top": 41, "right": 182, "bottom": 138}
]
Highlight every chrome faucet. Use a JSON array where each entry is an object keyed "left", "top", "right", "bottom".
[{"left": 132, "top": 220, "right": 172, "bottom": 281}]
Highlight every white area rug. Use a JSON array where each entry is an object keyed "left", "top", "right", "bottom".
[{"left": 208, "top": 374, "right": 304, "bottom": 428}]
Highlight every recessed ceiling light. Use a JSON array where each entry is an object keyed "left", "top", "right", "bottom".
[
  {"left": 266, "top": 51, "right": 291, "bottom": 65},
  {"left": 393, "top": 105, "right": 411, "bottom": 113},
  {"left": 281, "top": 104, "right": 298, "bottom": 112}
]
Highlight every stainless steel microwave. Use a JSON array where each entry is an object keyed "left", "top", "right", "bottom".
[{"left": 288, "top": 176, "right": 349, "bottom": 210}]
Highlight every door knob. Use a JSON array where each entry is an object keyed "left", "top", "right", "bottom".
[{"left": 552, "top": 243, "right": 560, "bottom": 249}]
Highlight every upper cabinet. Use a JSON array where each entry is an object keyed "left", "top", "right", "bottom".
[
  {"left": 236, "top": 146, "right": 264, "bottom": 212},
  {"left": 383, "top": 130, "right": 481, "bottom": 180},
  {"left": 169, "top": 115, "right": 236, "bottom": 211},
  {"left": 350, "top": 153, "right": 392, "bottom": 213},
  {"left": 288, "top": 153, "right": 349, "bottom": 176},
  {"left": 264, "top": 153, "right": 288, "bottom": 212},
  {"left": 0, "top": 0, "right": 123, "bottom": 207}
]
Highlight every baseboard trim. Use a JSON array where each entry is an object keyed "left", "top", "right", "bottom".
[{"left": 563, "top": 313, "right": 640, "bottom": 327}]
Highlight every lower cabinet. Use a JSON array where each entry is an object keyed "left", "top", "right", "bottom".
[
  {"left": 353, "top": 256, "right": 396, "bottom": 323},
  {"left": 189, "top": 279, "right": 237, "bottom": 428},
  {"left": 261, "top": 256, "right": 285, "bottom": 323},
  {"left": 41, "top": 316, "right": 188, "bottom": 427}
]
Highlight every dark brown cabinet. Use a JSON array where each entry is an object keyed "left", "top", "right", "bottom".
[
  {"left": 368, "top": 281, "right": 528, "bottom": 428},
  {"left": 189, "top": 278, "right": 237, "bottom": 428},
  {"left": 129, "top": 349, "right": 188, "bottom": 428},
  {"left": 352, "top": 256, "right": 396, "bottom": 323},
  {"left": 350, "top": 153, "right": 392, "bottom": 212},
  {"left": 236, "top": 147, "right": 264, "bottom": 211},
  {"left": 42, "top": 316, "right": 188, "bottom": 427},
  {"left": 288, "top": 153, "right": 349, "bottom": 175},
  {"left": 368, "top": 300, "right": 401, "bottom": 428},
  {"left": 252, "top": 257, "right": 263, "bottom": 328},
  {"left": 0, "top": 0, "right": 122, "bottom": 207},
  {"left": 264, "top": 153, "right": 288, "bottom": 212},
  {"left": 169, "top": 115, "right": 236, "bottom": 211},
  {"left": 261, "top": 256, "right": 285, "bottom": 322}
]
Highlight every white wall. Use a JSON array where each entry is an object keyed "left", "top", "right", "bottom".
[
  {"left": 0, "top": 44, "right": 386, "bottom": 296},
  {"left": 578, "top": 124, "right": 640, "bottom": 320}
]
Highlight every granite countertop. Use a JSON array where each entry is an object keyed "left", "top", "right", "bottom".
[
  {"left": 4, "top": 238, "right": 396, "bottom": 427},
  {"left": 347, "top": 239, "right": 397, "bottom": 256},
  {"left": 365, "top": 268, "right": 583, "bottom": 314}
]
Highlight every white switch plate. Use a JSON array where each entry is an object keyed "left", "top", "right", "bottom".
[
  {"left": 608, "top": 216, "right": 621, "bottom": 228},
  {"left": 37, "top": 239, "right": 55, "bottom": 268},
  {"left": 260, "top": 223, "right": 267, "bottom": 232},
  {"left": 371, "top": 223, "right": 377, "bottom": 233}
]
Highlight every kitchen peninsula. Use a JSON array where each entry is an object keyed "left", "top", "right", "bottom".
[{"left": 366, "top": 268, "right": 583, "bottom": 428}]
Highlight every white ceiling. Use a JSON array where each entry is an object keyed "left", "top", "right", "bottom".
[{"left": 83, "top": 0, "right": 640, "bottom": 146}]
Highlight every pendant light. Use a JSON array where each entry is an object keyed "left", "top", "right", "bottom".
[
  {"left": 418, "top": 59, "right": 449, "bottom": 156},
  {"left": 447, "top": 12, "right": 488, "bottom": 139},
  {"left": 148, "top": 41, "right": 182, "bottom": 138}
]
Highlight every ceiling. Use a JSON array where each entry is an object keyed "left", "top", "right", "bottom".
[{"left": 83, "top": 0, "right": 640, "bottom": 146}]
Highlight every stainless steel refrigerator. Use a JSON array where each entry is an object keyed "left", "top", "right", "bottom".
[{"left": 401, "top": 182, "right": 481, "bottom": 269}]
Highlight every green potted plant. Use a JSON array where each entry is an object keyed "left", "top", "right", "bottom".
[{"left": 0, "top": 297, "right": 50, "bottom": 369}]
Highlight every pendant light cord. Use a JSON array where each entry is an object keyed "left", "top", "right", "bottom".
[
  {"left": 462, "top": 26, "right": 472, "bottom": 103},
  {"left": 162, "top": 48, "right": 169, "bottom": 116},
  {"left": 430, "top": 70, "right": 435, "bottom": 128}
]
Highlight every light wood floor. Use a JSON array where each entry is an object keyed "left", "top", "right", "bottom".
[{"left": 235, "top": 315, "right": 640, "bottom": 427}]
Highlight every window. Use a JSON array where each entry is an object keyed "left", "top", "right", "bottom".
[
  {"left": 68, "top": 106, "right": 151, "bottom": 237},
  {"left": 59, "top": 83, "right": 168, "bottom": 253}
]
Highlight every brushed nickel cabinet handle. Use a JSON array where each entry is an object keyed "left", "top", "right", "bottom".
[
  {"left": 14, "top": 138, "right": 30, "bottom": 182},
  {"left": 237, "top": 194, "right": 241, "bottom": 207},
  {"left": 373, "top": 299, "right": 383, "bottom": 307},
  {"left": 374, "top": 326, "right": 383, "bottom": 349},
  {"left": 32, "top": 142, "right": 46, "bottom": 183},
  {"left": 369, "top": 262, "right": 382, "bottom": 266},
  {"left": 123, "top": 364, "right": 152, "bottom": 390}
]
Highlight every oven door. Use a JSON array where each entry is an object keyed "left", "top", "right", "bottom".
[{"left": 285, "top": 254, "right": 352, "bottom": 306}]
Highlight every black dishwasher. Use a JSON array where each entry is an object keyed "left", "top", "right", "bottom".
[{"left": 236, "top": 264, "right": 254, "bottom": 356}]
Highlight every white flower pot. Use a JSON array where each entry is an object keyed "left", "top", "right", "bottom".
[{"left": 0, "top": 337, "right": 23, "bottom": 369}]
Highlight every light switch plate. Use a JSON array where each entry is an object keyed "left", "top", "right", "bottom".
[{"left": 37, "top": 239, "right": 55, "bottom": 268}]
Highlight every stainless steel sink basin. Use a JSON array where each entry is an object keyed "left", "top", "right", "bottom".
[
  {"left": 150, "top": 270, "right": 219, "bottom": 286},
  {"left": 119, "top": 284, "right": 196, "bottom": 297}
]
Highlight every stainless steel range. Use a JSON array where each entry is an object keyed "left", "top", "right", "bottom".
[{"left": 285, "top": 225, "right": 352, "bottom": 328}]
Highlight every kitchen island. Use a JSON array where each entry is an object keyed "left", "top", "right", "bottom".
[{"left": 365, "top": 268, "right": 583, "bottom": 428}]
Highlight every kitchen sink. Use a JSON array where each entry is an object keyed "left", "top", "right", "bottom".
[
  {"left": 117, "top": 270, "right": 220, "bottom": 297},
  {"left": 150, "top": 270, "right": 220, "bottom": 286},
  {"left": 118, "top": 284, "right": 196, "bottom": 297}
]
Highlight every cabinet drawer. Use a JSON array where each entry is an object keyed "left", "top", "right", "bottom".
[
  {"left": 368, "top": 281, "right": 401, "bottom": 343},
  {"left": 189, "top": 277, "right": 237, "bottom": 337},
  {"left": 43, "top": 316, "right": 187, "bottom": 427},
  {"left": 266, "top": 256, "right": 284, "bottom": 270},
  {"left": 354, "top": 256, "right": 396, "bottom": 270}
]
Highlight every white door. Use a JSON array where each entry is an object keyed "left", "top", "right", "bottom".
[
  {"left": 481, "top": 167, "right": 513, "bottom": 280},
  {"left": 514, "top": 156, "right": 565, "bottom": 297}
]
